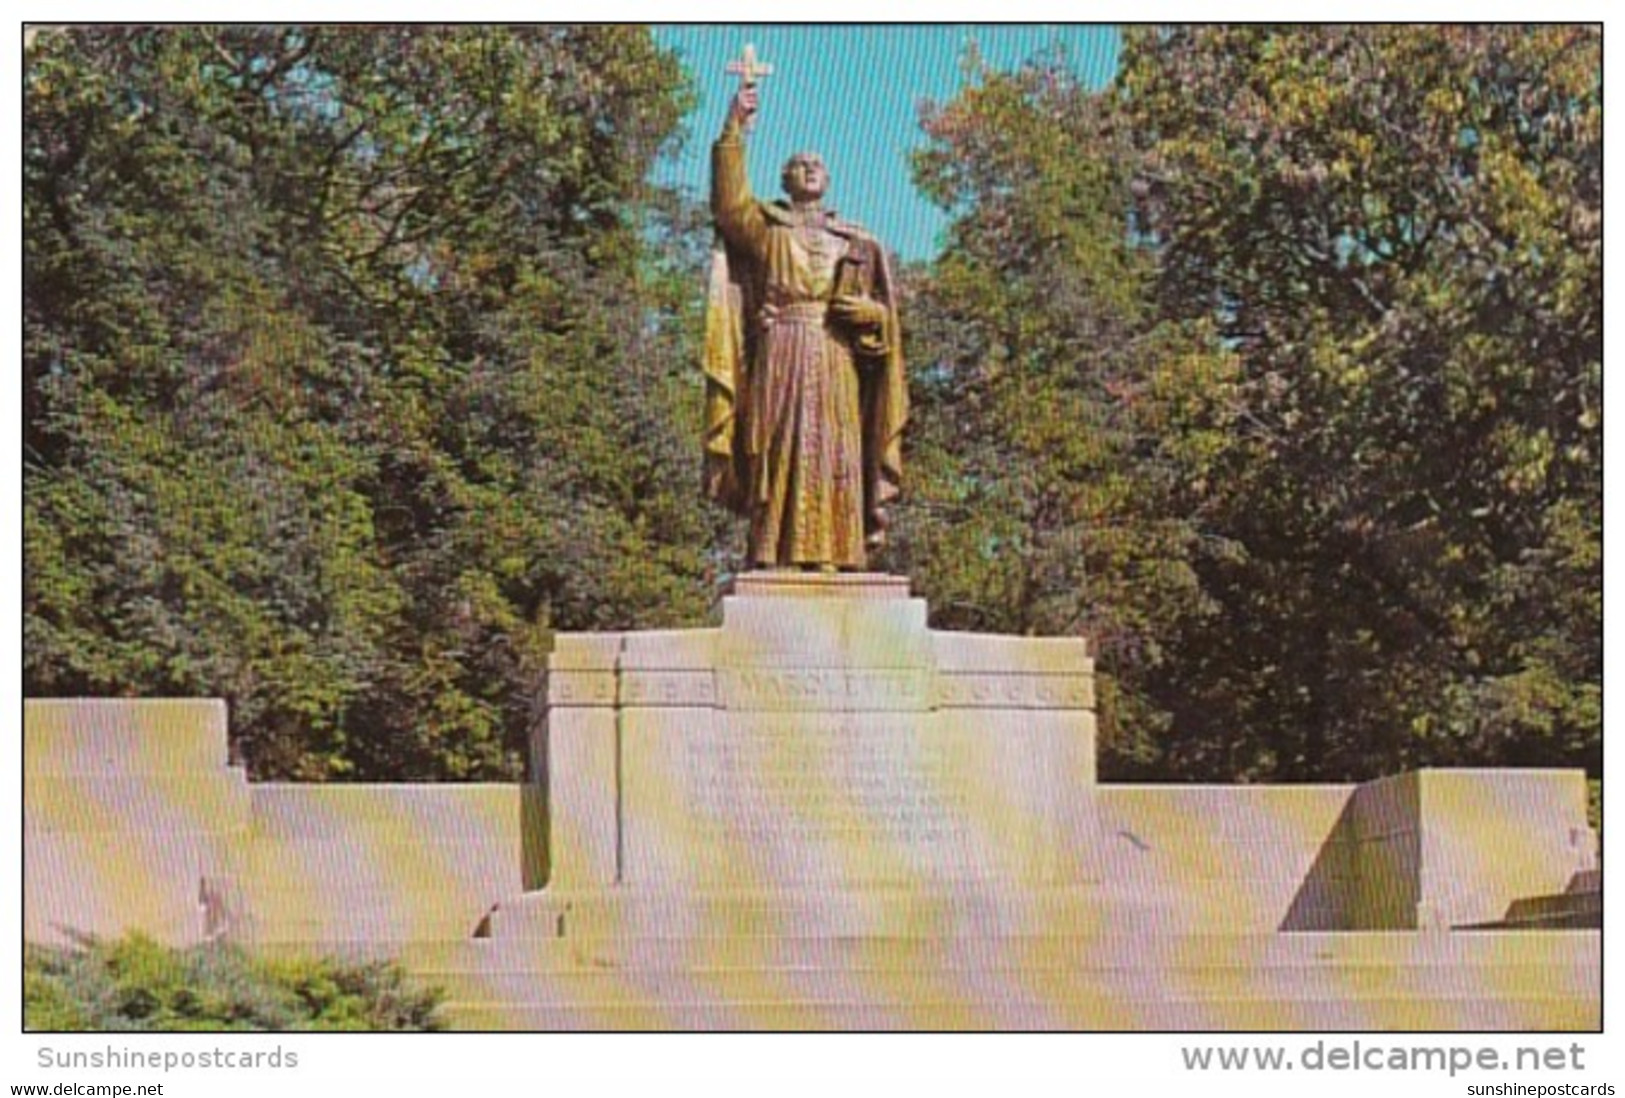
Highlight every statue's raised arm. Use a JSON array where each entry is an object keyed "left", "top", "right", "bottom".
[{"left": 711, "top": 86, "right": 768, "bottom": 258}]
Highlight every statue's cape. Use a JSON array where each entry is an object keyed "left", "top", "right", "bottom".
[
  {"left": 702, "top": 204, "right": 907, "bottom": 540},
  {"left": 702, "top": 235, "right": 750, "bottom": 513}
]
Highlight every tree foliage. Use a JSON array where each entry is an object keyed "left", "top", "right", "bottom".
[
  {"left": 25, "top": 27, "right": 720, "bottom": 780},
  {"left": 1118, "top": 26, "right": 1600, "bottom": 780},
  {"left": 24, "top": 27, "right": 1600, "bottom": 788},
  {"left": 897, "top": 53, "right": 1226, "bottom": 773},
  {"left": 25, "top": 933, "right": 441, "bottom": 1031},
  {"left": 904, "top": 27, "right": 1599, "bottom": 782}
]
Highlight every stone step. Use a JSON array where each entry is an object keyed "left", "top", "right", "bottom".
[
  {"left": 231, "top": 912, "right": 494, "bottom": 945},
  {"left": 1568, "top": 869, "right": 1602, "bottom": 893},
  {"left": 434, "top": 991, "right": 1597, "bottom": 1031},
  {"left": 508, "top": 936, "right": 1587, "bottom": 971},
  {"left": 1457, "top": 873, "right": 1602, "bottom": 930},
  {"left": 410, "top": 960, "right": 1596, "bottom": 1014},
  {"left": 1494, "top": 911, "right": 1603, "bottom": 930},
  {"left": 1504, "top": 891, "right": 1602, "bottom": 923},
  {"left": 478, "top": 886, "right": 1362, "bottom": 939},
  {"left": 247, "top": 930, "right": 1598, "bottom": 1031},
  {"left": 247, "top": 938, "right": 497, "bottom": 964},
  {"left": 247, "top": 929, "right": 1599, "bottom": 973},
  {"left": 405, "top": 936, "right": 1598, "bottom": 1026}
]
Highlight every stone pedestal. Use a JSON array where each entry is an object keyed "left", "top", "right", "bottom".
[{"left": 513, "top": 574, "right": 1098, "bottom": 939}]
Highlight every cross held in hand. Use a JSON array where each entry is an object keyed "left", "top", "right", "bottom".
[{"left": 725, "top": 43, "right": 773, "bottom": 89}]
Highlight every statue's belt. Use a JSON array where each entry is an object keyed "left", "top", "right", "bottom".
[{"left": 763, "top": 302, "right": 829, "bottom": 325}]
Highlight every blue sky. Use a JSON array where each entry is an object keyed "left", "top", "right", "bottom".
[{"left": 651, "top": 26, "right": 1120, "bottom": 261}]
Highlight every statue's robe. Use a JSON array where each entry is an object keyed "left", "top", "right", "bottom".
[{"left": 703, "top": 122, "right": 907, "bottom": 569}]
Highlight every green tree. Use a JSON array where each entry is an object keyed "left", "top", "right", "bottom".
[
  {"left": 25, "top": 27, "right": 718, "bottom": 779},
  {"left": 1117, "top": 26, "right": 1601, "bottom": 780},
  {"left": 899, "top": 53, "right": 1230, "bottom": 773}
]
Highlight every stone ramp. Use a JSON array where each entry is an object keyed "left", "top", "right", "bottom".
[
  {"left": 1459, "top": 871, "right": 1602, "bottom": 931},
  {"left": 275, "top": 930, "right": 1597, "bottom": 1031}
]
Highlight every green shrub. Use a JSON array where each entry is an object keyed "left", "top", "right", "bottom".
[{"left": 24, "top": 934, "right": 443, "bottom": 1032}]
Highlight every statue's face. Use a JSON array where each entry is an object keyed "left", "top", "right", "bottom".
[{"left": 781, "top": 153, "right": 828, "bottom": 202}]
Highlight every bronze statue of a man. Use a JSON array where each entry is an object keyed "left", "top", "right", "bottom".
[{"left": 703, "top": 80, "right": 907, "bottom": 572}]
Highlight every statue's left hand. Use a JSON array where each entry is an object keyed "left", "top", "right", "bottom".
[{"left": 831, "top": 295, "right": 886, "bottom": 330}]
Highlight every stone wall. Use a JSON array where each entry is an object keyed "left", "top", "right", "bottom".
[
  {"left": 24, "top": 700, "right": 536, "bottom": 948},
  {"left": 1094, "top": 773, "right": 1595, "bottom": 932},
  {"left": 25, "top": 700, "right": 248, "bottom": 946},
  {"left": 1343, "top": 770, "right": 1595, "bottom": 929},
  {"left": 21, "top": 699, "right": 1597, "bottom": 948},
  {"left": 1094, "top": 784, "right": 1356, "bottom": 932},
  {"left": 236, "top": 784, "right": 544, "bottom": 946}
]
